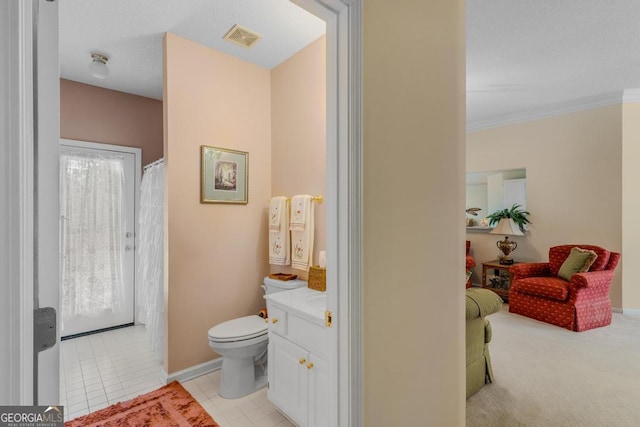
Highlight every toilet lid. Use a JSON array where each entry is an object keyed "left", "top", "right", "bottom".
[{"left": 208, "top": 315, "right": 267, "bottom": 342}]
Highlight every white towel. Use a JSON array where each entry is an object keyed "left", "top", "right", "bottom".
[
  {"left": 290, "top": 195, "right": 314, "bottom": 271},
  {"left": 269, "top": 196, "right": 287, "bottom": 232},
  {"left": 290, "top": 195, "right": 309, "bottom": 231},
  {"left": 269, "top": 197, "right": 290, "bottom": 265}
]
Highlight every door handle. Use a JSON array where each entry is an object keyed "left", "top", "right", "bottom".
[
  {"left": 125, "top": 245, "right": 135, "bottom": 251},
  {"left": 126, "top": 231, "right": 134, "bottom": 238}
]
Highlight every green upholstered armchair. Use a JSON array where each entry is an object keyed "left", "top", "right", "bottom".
[{"left": 466, "top": 288, "right": 503, "bottom": 398}]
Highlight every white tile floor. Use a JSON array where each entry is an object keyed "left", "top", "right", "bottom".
[{"left": 60, "top": 325, "right": 294, "bottom": 426}]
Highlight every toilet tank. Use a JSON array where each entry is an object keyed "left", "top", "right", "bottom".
[{"left": 263, "top": 277, "right": 307, "bottom": 294}]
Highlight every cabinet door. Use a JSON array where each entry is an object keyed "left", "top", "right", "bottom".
[
  {"left": 268, "top": 333, "right": 309, "bottom": 425},
  {"left": 307, "top": 355, "right": 329, "bottom": 427}
]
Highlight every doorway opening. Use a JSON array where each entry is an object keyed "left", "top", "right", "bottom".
[
  {"left": 59, "top": 140, "right": 139, "bottom": 338},
  {"left": 19, "top": 1, "right": 361, "bottom": 422},
  {"left": 58, "top": 140, "right": 149, "bottom": 418}
]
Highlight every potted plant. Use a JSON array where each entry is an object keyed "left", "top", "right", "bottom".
[{"left": 487, "top": 204, "right": 531, "bottom": 233}]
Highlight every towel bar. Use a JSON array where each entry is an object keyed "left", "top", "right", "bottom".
[{"left": 284, "top": 195, "right": 323, "bottom": 204}]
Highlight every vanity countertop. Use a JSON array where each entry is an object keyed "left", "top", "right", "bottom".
[{"left": 264, "top": 287, "right": 326, "bottom": 324}]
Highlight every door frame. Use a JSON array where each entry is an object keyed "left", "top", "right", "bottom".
[
  {"left": 1, "top": 0, "right": 60, "bottom": 405},
  {"left": 8, "top": 0, "right": 364, "bottom": 423},
  {"left": 293, "top": 1, "right": 363, "bottom": 425},
  {"left": 59, "top": 139, "right": 141, "bottom": 336},
  {"left": 35, "top": 0, "right": 61, "bottom": 405},
  {"left": 1, "top": 0, "right": 37, "bottom": 405}
]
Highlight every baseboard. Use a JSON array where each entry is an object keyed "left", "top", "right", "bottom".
[
  {"left": 613, "top": 307, "right": 640, "bottom": 316},
  {"left": 162, "top": 358, "right": 223, "bottom": 384}
]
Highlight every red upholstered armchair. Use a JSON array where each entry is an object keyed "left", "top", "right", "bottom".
[
  {"left": 466, "top": 240, "right": 476, "bottom": 288},
  {"left": 509, "top": 245, "right": 620, "bottom": 332}
]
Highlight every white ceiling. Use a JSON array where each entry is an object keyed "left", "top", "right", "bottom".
[
  {"left": 59, "top": 0, "right": 326, "bottom": 100},
  {"left": 467, "top": 0, "right": 640, "bottom": 129},
  {"left": 60, "top": 1, "right": 640, "bottom": 128}
]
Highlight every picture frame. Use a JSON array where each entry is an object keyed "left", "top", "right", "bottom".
[{"left": 200, "top": 145, "right": 248, "bottom": 204}]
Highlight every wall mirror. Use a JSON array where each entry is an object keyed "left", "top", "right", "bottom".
[{"left": 466, "top": 168, "right": 526, "bottom": 230}]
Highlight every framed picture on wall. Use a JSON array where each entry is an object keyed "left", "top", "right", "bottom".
[{"left": 201, "top": 145, "right": 248, "bottom": 204}]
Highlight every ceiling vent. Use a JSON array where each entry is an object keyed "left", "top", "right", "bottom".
[{"left": 223, "top": 24, "right": 262, "bottom": 49}]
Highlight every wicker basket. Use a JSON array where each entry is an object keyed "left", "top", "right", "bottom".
[{"left": 307, "top": 266, "right": 326, "bottom": 292}]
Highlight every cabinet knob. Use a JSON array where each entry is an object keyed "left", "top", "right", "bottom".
[
  {"left": 264, "top": 318, "right": 268, "bottom": 323},
  {"left": 271, "top": 318, "right": 279, "bottom": 324},
  {"left": 307, "top": 362, "right": 314, "bottom": 370},
  {"left": 299, "top": 358, "right": 306, "bottom": 365}
]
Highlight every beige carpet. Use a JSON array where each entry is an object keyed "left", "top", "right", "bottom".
[{"left": 466, "top": 304, "right": 640, "bottom": 427}]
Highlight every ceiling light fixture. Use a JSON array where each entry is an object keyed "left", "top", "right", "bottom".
[{"left": 89, "top": 53, "right": 109, "bottom": 79}]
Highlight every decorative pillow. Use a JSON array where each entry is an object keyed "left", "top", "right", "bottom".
[{"left": 557, "top": 247, "right": 598, "bottom": 281}]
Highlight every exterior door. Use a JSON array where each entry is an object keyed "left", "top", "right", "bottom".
[{"left": 59, "top": 140, "right": 139, "bottom": 337}]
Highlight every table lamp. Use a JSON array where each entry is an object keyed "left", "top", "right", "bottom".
[{"left": 490, "top": 218, "right": 523, "bottom": 265}]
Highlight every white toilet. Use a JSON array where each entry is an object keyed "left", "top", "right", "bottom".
[{"left": 207, "top": 277, "right": 307, "bottom": 399}]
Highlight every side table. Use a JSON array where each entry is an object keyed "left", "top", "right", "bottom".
[{"left": 481, "top": 260, "right": 520, "bottom": 301}]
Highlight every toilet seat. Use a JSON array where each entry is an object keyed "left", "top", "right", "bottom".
[{"left": 208, "top": 315, "right": 267, "bottom": 343}]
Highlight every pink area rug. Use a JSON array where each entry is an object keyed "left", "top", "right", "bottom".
[{"left": 65, "top": 381, "right": 218, "bottom": 426}]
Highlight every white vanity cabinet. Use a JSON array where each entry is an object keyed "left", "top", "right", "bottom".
[
  {"left": 307, "top": 353, "right": 328, "bottom": 427},
  {"left": 265, "top": 288, "right": 329, "bottom": 427}
]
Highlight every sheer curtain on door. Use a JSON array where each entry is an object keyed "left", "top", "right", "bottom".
[
  {"left": 136, "top": 159, "right": 165, "bottom": 361},
  {"left": 60, "top": 151, "right": 126, "bottom": 324}
]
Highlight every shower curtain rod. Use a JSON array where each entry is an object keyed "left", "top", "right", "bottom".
[{"left": 143, "top": 157, "right": 164, "bottom": 171}]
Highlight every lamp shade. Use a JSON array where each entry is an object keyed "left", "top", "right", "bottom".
[{"left": 490, "top": 218, "right": 524, "bottom": 236}]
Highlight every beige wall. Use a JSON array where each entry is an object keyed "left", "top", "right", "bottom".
[
  {"left": 363, "top": 0, "right": 466, "bottom": 425},
  {"left": 60, "top": 79, "right": 163, "bottom": 166},
  {"left": 622, "top": 102, "right": 640, "bottom": 310},
  {"left": 467, "top": 105, "right": 624, "bottom": 308},
  {"left": 270, "top": 36, "right": 326, "bottom": 280},
  {"left": 163, "top": 33, "right": 271, "bottom": 373}
]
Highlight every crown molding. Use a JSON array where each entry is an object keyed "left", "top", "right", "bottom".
[
  {"left": 467, "top": 91, "right": 624, "bottom": 133},
  {"left": 622, "top": 88, "right": 640, "bottom": 104}
]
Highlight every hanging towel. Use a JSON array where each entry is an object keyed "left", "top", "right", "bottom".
[
  {"left": 269, "top": 196, "right": 287, "bottom": 232},
  {"left": 269, "top": 197, "right": 290, "bottom": 266},
  {"left": 290, "top": 195, "right": 314, "bottom": 271},
  {"left": 290, "top": 195, "right": 309, "bottom": 231}
]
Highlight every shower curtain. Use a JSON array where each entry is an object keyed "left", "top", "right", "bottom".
[{"left": 136, "top": 159, "right": 164, "bottom": 361}]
